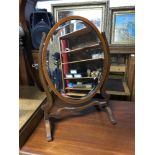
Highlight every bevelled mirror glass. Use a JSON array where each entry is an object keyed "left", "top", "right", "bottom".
[{"left": 42, "top": 16, "right": 109, "bottom": 104}]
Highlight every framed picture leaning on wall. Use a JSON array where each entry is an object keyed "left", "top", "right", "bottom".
[
  {"left": 51, "top": 1, "right": 109, "bottom": 32},
  {"left": 109, "top": 6, "right": 135, "bottom": 45}
]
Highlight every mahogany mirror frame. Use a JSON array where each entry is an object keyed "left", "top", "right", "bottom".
[{"left": 41, "top": 16, "right": 110, "bottom": 105}]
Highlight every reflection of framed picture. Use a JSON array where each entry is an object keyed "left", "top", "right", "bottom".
[
  {"left": 51, "top": 1, "right": 109, "bottom": 32},
  {"left": 110, "top": 7, "right": 135, "bottom": 45}
]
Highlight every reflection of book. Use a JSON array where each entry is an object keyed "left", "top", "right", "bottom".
[
  {"left": 61, "top": 39, "right": 69, "bottom": 85},
  {"left": 74, "top": 74, "right": 82, "bottom": 78},
  {"left": 72, "top": 84, "right": 92, "bottom": 89},
  {"left": 61, "top": 27, "right": 66, "bottom": 36}
]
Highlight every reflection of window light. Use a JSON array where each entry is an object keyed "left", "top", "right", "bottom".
[
  {"left": 74, "top": 10, "right": 101, "bottom": 21},
  {"left": 73, "top": 10, "right": 102, "bottom": 31},
  {"left": 75, "top": 22, "right": 85, "bottom": 31}
]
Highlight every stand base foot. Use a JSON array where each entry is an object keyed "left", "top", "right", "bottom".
[
  {"left": 105, "top": 106, "right": 117, "bottom": 125},
  {"left": 44, "top": 99, "right": 117, "bottom": 142},
  {"left": 45, "top": 119, "right": 53, "bottom": 141}
]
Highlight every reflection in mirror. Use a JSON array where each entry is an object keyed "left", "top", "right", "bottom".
[
  {"left": 46, "top": 19, "right": 104, "bottom": 98},
  {"left": 57, "top": 10, "right": 102, "bottom": 31}
]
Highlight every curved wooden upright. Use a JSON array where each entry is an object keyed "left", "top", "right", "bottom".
[{"left": 20, "top": 0, "right": 44, "bottom": 90}]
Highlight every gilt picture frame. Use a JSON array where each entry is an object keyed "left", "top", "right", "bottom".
[
  {"left": 51, "top": 1, "right": 109, "bottom": 32},
  {"left": 110, "top": 7, "right": 135, "bottom": 45}
]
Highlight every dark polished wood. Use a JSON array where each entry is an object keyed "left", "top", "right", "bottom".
[
  {"left": 127, "top": 54, "right": 135, "bottom": 101},
  {"left": 20, "top": 99, "right": 135, "bottom": 155},
  {"left": 109, "top": 45, "right": 135, "bottom": 54},
  {"left": 19, "top": 102, "right": 44, "bottom": 149},
  {"left": 19, "top": 47, "right": 31, "bottom": 85},
  {"left": 100, "top": 32, "right": 110, "bottom": 93},
  {"left": 39, "top": 16, "right": 117, "bottom": 141},
  {"left": 31, "top": 52, "right": 44, "bottom": 90},
  {"left": 19, "top": 86, "right": 47, "bottom": 149},
  {"left": 20, "top": 0, "right": 44, "bottom": 90}
]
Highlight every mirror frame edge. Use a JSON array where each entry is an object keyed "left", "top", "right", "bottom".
[{"left": 41, "top": 15, "right": 110, "bottom": 104}]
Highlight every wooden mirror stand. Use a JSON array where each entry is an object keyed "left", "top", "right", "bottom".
[{"left": 38, "top": 16, "right": 117, "bottom": 141}]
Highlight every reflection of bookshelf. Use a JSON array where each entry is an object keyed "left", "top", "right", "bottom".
[
  {"left": 65, "top": 92, "right": 87, "bottom": 97},
  {"left": 59, "top": 27, "right": 103, "bottom": 97},
  {"left": 60, "top": 27, "right": 91, "bottom": 40},
  {"left": 59, "top": 27, "right": 130, "bottom": 97},
  {"left": 62, "top": 58, "right": 103, "bottom": 65},
  {"left": 62, "top": 61, "right": 130, "bottom": 97},
  {"left": 64, "top": 62, "right": 130, "bottom": 97},
  {"left": 61, "top": 43, "right": 100, "bottom": 54},
  {"left": 64, "top": 77, "right": 96, "bottom": 80}
]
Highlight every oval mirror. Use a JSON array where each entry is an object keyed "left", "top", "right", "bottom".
[{"left": 41, "top": 16, "right": 109, "bottom": 104}]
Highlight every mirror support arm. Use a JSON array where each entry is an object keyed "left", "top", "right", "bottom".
[
  {"left": 38, "top": 32, "right": 54, "bottom": 141},
  {"left": 99, "top": 32, "right": 117, "bottom": 125}
]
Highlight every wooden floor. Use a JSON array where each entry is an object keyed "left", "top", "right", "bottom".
[{"left": 20, "top": 99, "right": 135, "bottom": 155}]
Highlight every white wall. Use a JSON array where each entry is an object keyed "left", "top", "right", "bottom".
[
  {"left": 110, "top": 0, "right": 135, "bottom": 7},
  {"left": 36, "top": 0, "right": 135, "bottom": 12}
]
